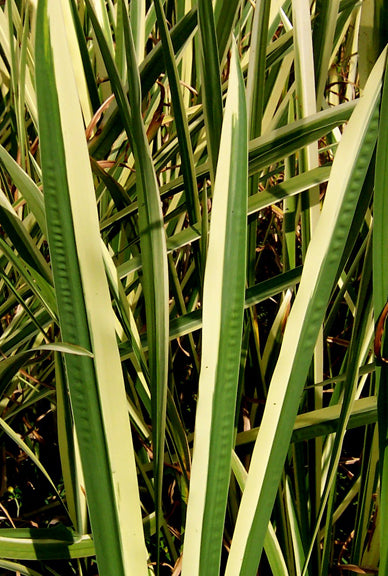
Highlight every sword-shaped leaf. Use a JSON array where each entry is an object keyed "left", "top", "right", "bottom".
[
  {"left": 35, "top": 2, "right": 148, "bottom": 574},
  {"left": 120, "top": 0, "right": 170, "bottom": 561},
  {"left": 182, "top": 39, "right": 247, "bottom": 576},
  {"left": 225, "top": 46, "right": 386, "bottom": 576}
]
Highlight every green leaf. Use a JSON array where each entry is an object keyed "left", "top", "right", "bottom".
[
  {"left": 313, "top": 0, "right": 341, "bottom": 105},
  {"left": 182, "top": 39, "right": 248, "bottom": 576},
  {"left": 153, "top": 0, "right": 201, "bottom": 229},
  {"left": 121, "top": 0, "right": 170, "bottom": 561},
  {"left": 225, "top": 46, "right": 386, "bottom": 576},
  {"left": 197, "top": 0, "right": 223, "bottom": 178},
  {"left": 373, "top": 48, "right": 388, "bottom": 575},
  {"left": 214, "top": 0, "right": 241, "bottom": 65},
  {"left": 235, "top": 396, "right": 377, "bottom": 446},
  {"left": 88, "top": 7, "right": 198, "bottom": 159},
  {"left": 120, "top": 267, "right": 303, "bottom": 360},
  {"left": 35, "top": 2, "right": 148, "bottom": 574},
  {"left": 0, "top": 558, "right": 44, "bottom": 576},
  {"left": 0, "top": 144, "right": 47, "bottom": 236},
  {"left": 55, "top": 351, "right": 88, "bottom": 535},
  {"left": 0, "top": 191, "right": 52, "bottom": 284},
  {"left": 0, "top": 527, "right": 94, "bottom": 560},
  {"left": 231, "top": 451, "right": 290, "bottom": 576},
  {"left": 249, "top": 100, "right": 355, "bottom": 176},
  {"left": 0, "top": 342, "right": 92, "bottom": 388}
]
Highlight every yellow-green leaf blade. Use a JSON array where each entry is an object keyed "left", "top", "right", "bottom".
[{"left": 182, "top": 39, "right": 248, "bottom": 576}]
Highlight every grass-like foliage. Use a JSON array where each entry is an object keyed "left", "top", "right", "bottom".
[{"left": 0, "top": 1, "right": 386, "bottom": 575}]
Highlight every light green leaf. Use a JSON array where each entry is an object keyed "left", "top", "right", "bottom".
[
  {"left": 121, "top": 0, "right": 170, "bottom": 558},
  {"left": 35, "top": 2, "right": 148, "bottom": 574},
  {"left": 373, "top": 44, "right": 388, "bottom": 575},
  {"left": 0, "top": 527, "right": 94, "bottom": 560},
  {"left": 225, "top": 46, "right": 386, "bottom": 576},
  {"left": 0, "top": 144, "right": 47, "bottom": 237},
  {"left": 182, "top": 39, "right": 247, "bottom": 576}
]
